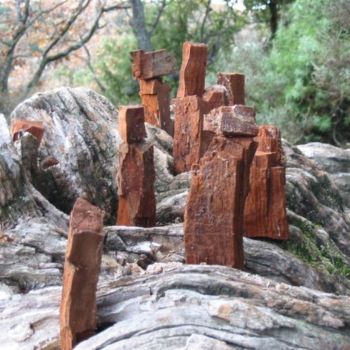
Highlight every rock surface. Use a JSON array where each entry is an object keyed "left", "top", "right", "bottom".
[
  {"left": 1, "top": 265, "right": 350, "bottom": 350},
  {"left": 2, "top": 88, "right": 350, "bottom": 349},
  {"left": 10, "top": 87, "right": 119, "bottom": 223},
  {"left": 297, "top": 142, "right": 350, "bottom": 207}
]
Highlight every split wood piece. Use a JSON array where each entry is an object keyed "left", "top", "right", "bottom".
[
  {"left": 118, "top": 105, "right": 146, "bottom": 144},
  {"left": 60, "top": 198, "right": 105, "bottom": 350},
  {"left": 244, "top": 125, "right": 289, "bottom": 240},
  {"left": 131, "top": 49, "right": 176, "bottom": 80},
  {"left": 11, "top": 119, "right": 44, "bottom": 145},
  {"left": 184, "top": 136, "right": 257, "bottom": 268},
  {"left": 256, "top": 124, "right": 284, "bottom": 165},
  {"left": 117, "top": 142, "right": 156, "bottom": 227},
  {"left": 217, "top": 72, "right": 245, "bottom": 105},
  {"left": 203, "top": 105, "right": 258, "bottom": 137},
  {"left": 139, "top": 79, "right": 173, "bottom": 136},
  {"left": 177, "top": 42, "right": 208, "bottom": 98},
  {"left": 200, "top": 85, "right": 228, "bottom": 157},
  {"left": 173, "top": 89, "right": 230, "bottom": 174},
  {"left": 202, "top": 85, "right": 227, "bottom": 110}
]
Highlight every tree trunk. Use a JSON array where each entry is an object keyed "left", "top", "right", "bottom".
[
  {"left": 129, "top": 0, "right": 153, "bottom": 50},
  {"left": 269, "top": 0, "right": 279, "bottom": 40}
]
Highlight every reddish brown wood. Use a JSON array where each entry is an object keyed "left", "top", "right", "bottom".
[
  {"left": 217, "top": 72, "right": 245, "bottom": 105},
  {"left": 173, "top": 96, "right": 204, "bottom": 174},
  {"left": 184, "top": 136, "right": 257, "bottom": 268},
  {"left": 117, "top": 142, "right": 156, "bottom": 227},
  {"left": 202, "top": 85, "right": 227, "bottom": 110},
  {"left": 177, "top": 42, "right": 208, "bottom": 98},
  {"left": 256, "top": 124, "right": 283, "bottom": 164},
  {"left": 244, "top": 125, "right": 289, "bottom": 240},
  {"left": 173, "top": 86, "right": 229, "bottom": 174},
  {"left": 118, "top": 105, "right": 146, "bottom": 144},
  {"left": 139, "top": 78, "right": 173, "bottom": 136},
  {"left": 131, "top": 49, "right": 176, "bottom": 80},
  {"left": 60, "top": 198, "right": 105, "bottom": 350},
  {"left": 11, "top": 119, "right": 44, "bottom": 144}
]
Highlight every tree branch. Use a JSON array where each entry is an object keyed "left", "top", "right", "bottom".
[
  {"left": 41, "top": 0, "right": 91, "bottom": 58},
  {"left": 200, "top": 0, "right": 211, "bottom": 42},
  {"left": 148, "top": 0, "right": 166, "bottom": 37},
  {"left": 82, "top": 45, "right": 107, "bottom": 92},
  {"left": 0, "top": 0, "right": 30, "bottom": 93}
]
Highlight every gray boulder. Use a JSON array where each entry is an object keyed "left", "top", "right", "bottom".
[{"left": 297, "top": 142, "right": 350, "bottom": 207}]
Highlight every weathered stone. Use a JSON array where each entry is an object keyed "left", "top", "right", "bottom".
[
  {"left": 60, "top": 198, "right": 104, "bottom": 350},
  {"left": 139, "top": 79, "right": 173, "bottom": 136},
  {"left": 297, "top": 142, "right": 350, "bottom": 207},
  {"left": 11, "top": 119, "right": 44, "bottom": 145},
  {"left": 244, "top": 125, "right": 289, "bottom": 240},
  {"left": 118, "top": 105, "right": 146, "bottom": 143},
  {"left": 10, "top": 87, "right": 118, "bottom": 224},
  {"left": 217, "top": 72, "right": 245, "bottom": 105},
  {"left": 3, "top": 265, "right": 350, "bottom": 350},
  {"left": 177, "top": 42, "right": 208, "bottom": 98},
  {"left": 184, "top": 136, "right": 257, "bottom": 268},
  {"left": 131, "top": 49, "right": 176, "bottom": 80},
  {"left": 117, "top": 142, "right": 156, "bottom": 227},
  {"left": 203, "top": 105, "right": 258, "bottom": 137}
]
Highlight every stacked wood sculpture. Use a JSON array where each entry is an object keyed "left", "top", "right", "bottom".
[
  {"left": 185, "top": 106, "right": 258, "bottom": 268},
  {"left": 173, "top": 42, "right": 230, "bottom": 173},
  {"left": 131, "top": 49, "right": 176, "bottom": 136},
  {"left": 58, "top": 42, "right": 290, "bottom": 348},
  {"left": 116, "top": 105, "right": 156, "bottom": 227}
]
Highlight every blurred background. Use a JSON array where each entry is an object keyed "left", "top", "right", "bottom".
[{"left": 0, "top": 0, "right": 349, "bottom": 145}]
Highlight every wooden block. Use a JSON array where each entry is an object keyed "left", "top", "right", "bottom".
[
  {"left": 177, "top": 42, "right": 208, "bottom": 98},
  {"left": 173, "top": 96, "right": 204, "bottom": 173},
  {"left": 256, "top": 125, "right": 283, "bottom": 165},
  {"left": 60, "top": 198, "right": 105, "bottom": 350},
  {"left": 217, "top": 72, "right": 245, "bottom": 105},
  {"left": 117, "top": 142, "right": 156, "bottom": 227},
  {"left": 202, "top": 85, "right": 227, "bottom": 110},
  {"left": 139, "top": 79, "right": 162, "bottom": 95},
  {"left": 184, "top": 136, "right": 257, "bottom": 268},
  {"left": 118, "top": 105, "right": 146, "bottom": 143},
  {"left": 139, "top": 79, "right": 173, "bottom": 136},
  {"left": 131, "top": 49, "right": 176, "bottom": 80},
  {"left": 244, "top": 125, "right": 289, "bottom": 240}
]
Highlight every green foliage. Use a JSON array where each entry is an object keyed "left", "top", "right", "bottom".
[
  {"left": 150, "top": 0, "right": 246, "bottom": 65},
  {"left": 95, "top": 34, "right": 139, "bottom": 106},
  {"left": 215, "top": 0, "right": 350, "bottom": 144},
  {"left": 88, "top": 1, "right": 246, "bottom": 106},
  {"left": 244, "top": 0, "right": 294, "bottom": 37}
]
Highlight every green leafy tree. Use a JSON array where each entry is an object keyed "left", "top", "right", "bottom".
[
  {"left": 219, "top": 0, "right": 350, "bottom": 144},
  {"left": 244, "top": 0, "right": 295, "bottom": 39}
]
